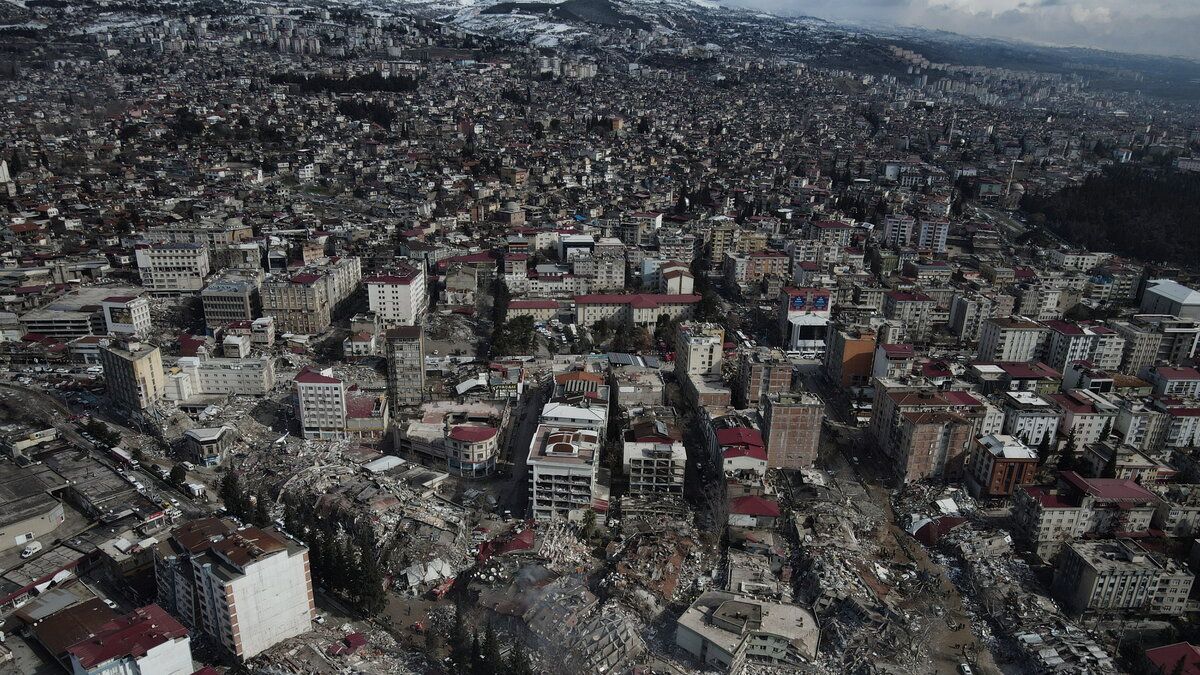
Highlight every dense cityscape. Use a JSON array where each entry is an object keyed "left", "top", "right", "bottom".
[{"left": 1, "top": 0, "right": 1200, "bottom": 674}]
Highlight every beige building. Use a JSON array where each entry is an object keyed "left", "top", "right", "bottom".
[
  {"left": 1053, "top": 539, "right": 1193, "bottom": 616},
  {"left": 154, "top": 519, "right": 315, "bottom": 661},
  {"left": 100, "top": 338, "right": 165, "bottom": 410},
  {"left": 675, "top": 322, "right": 724, "bottom": 376},
  {"left": 135, "top": 243, "right": 211, "bottom": 295}
]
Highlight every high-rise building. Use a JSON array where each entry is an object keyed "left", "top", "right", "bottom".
[
  {"left": 675, "top": 322, "right": 724, "bottom": 376},
  {"left": 294, "top": 367, "right": 345, "bottom": 439},
  {"left": 386, "top": 326, "right": 425, "bottom": 408},
  {"left": 761, "top": 391, "right": 824, "bottom": 469},
  {"left": 364, "top": 262, "right": 427, "bottom": 327},
  {"left": 135, "top": 243, "right": 211, "bottom": 295},
  {"left": 528, "top": 424, "right": 603, "bottom": 520},
  {"left": 977, "top": 316, "right": 1048, "bottom": 362},
  {"left": 100, "top": 338, "right": 165, "bottom": 410},
  {"left": 154, "top": 519, "right": 315, "bottom": 661}
]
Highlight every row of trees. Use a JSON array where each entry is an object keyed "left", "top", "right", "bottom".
[
  {"left": 443, "top": 607, "right": 533, "bottom": 675},
  {"left": 217, "top": 471, "right": 271, "bottom": 529},
  {"left": 282, "top": 498, "right": 389, "bottom": 616}
]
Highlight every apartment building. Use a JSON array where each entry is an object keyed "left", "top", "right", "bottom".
[
  {"left": 676, "top": 591, "right": 819, "bottom": 673},
  {"left": 262, "top": 272, "right": 330, "bottom": 335},
  {"left": 1112, "top": 315, "right": 1200, "bottom": 376},
  {"left": 1001, "top": 390, "right": 1060, "bottom": 447},
  {"left": 761, "top": 391, "right": 823, "bottom": 470},
  {"left": 261, "top": 257, "right": 362, "bottom": 335},
  {"left": 1043, "top": 320, "right": 1125, "bottom": 371},
  {"left": 100, "top": 338, "right": 165, "bottom": 410},
  {"left": 135, "top": 243, "right": 211, "bottom": 295},
  {"left": 869, "top": 385, "right": 984, "bottom": 482},
  {"left": 294, "top": 367, "right": 346, "bottom": 439},
  {"left": 977, "top": 316, "right": 1048, "bottom": 362},
  {"left": 201, "top": 277, "right": 261, "bottom": 330},
  {"left": 574, "top": 293, "right": 701, "bottom": 328},
  {"left": 824, "top": 325, "right": 876, "bottom": 389},
  {"left": 917, "top": 219, "right": 950, "bottom": 254},
  {"left": 65, "top": 605, "right": 192, "bottom": 675},
  {"left": 622, "top": 415, "right": 686, "bottom": 496},
  {"left": 1053, "top": 539, "right": 1193, "bottom": 617},
  {"left": 365, "top": 262, "right": 427, "bottom": 327},
  {"left": 101, "top": 295, "right": 152, "bottom": 337},
  {"left": 675, "top": 322, "right": 724, "bottom": 376},
  {"left": 385, "top": 326, "right": 425, "bottom": 408},
  {"left": 166, "top": 353, "right": 276, "bottom": 399},
  {"left": 965, "top": 433, "right": 1037, "bottom": 498},
  {"left": 528, "top": 424, "right": 603, "bottom": 521},
  {"left": 1012, "top": 471, "right": 1158, "bottom": 562},
  {"left": 1047, "top": 389, "right": 1118, "bottom": 445},
  {"left": 154, "top": 519, "right": 314, "bottom": 660},
  {"left": 882, "top": 291, "right": 935, "bottom": 342},
  {"left": 737, "top": 348, "right": 793, "bottom": 408}
]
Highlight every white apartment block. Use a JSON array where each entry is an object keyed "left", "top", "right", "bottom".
[
  {"left": 917, "top": 219, "right": 949, "bottom": 254},
  {"left": 295, "top": 368, "right": 346, "bottom": 439},
  {"left": 623, "top": 440, "right": 686, "bottom": 496},
  {"left": 882, "top": 214, "right": 916, "bottom": 249},
  {"left": 165, "top": 353, "right": 276, "bottom": 400},
  {"left": 154, "top": 519, "right": 315, "bottom": 661},
  {"left": 136, "top": 243, "right": 211, "bottom": 295},
  {"left": 528, "top": 424, "right": 603, "bottom": 521},
  {"left": 101, "top": 295, "right": 152, "bottom": 337},
  {"left": 977, "top": 317, "right": 1047, "bottom": 362},
  {"left": 676, "top": 322, "right": 724, "bottom": 376},
  {"left": 1044, "top": 321, "right": 1125, "bottom": 371},
  {"left": 365, "top": 263, "right": 427, "bottom": 327}
]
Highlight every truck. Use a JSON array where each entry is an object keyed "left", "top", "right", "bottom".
[
  {"left": 20, "top": 541, "right": 42, "bottom": 558},
  {"left": 109, "top": 447, "right": 138, "bottom": 469}
]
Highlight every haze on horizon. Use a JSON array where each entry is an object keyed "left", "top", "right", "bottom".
[{"left": 727, "top": 0, "right": 1200, "bottom": 60}]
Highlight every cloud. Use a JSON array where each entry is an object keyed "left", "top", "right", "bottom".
[{"left": 730, "top": 0, "right": 1200, "bottom": 58}]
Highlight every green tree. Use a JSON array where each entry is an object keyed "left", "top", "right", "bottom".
[
  {"left": 506, "top": 640, "right": 533, "bottom": 675},
  {"left": 252, "top": 491, "right": 271, "bottom": 528},
  {"left": 1036, "top": 435, "right": 1052, "bottom": 467},
  {"left": 169, "top": 464, "right": 187, "bottom": 485},
  {"left": 1102, "top": 448, "right": 1119, "bottom": 479},
  {"left": 480, "top": 621, "right": 502, "bottom": 675},
  {"left": 450, "top": 604, "right": 471, "bottom": 669},
  {"left": 219, "top": 471, "right": 246, "bottom": 518}
]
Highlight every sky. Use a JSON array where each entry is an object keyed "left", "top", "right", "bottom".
[{"left": 730, "top": 0, "right": 1200, "bottom": 59}]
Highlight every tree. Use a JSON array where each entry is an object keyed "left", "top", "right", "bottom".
[
  {"left": 219, "top": 471, "right": 247, "bottom": 518},
  {"left": 629, "top": 326, "right": 652, "bottom": 353},
  {"left": 653, "top": 313, "right": 675, "bottom": 347},
  {"left": 480, "top": 621, "right": 503, "bottom": 675},
  {"left": 1102, "top": 448, "right": 1119, "bottom": 479},
  {"left": 1036, "top": 435, "right": 1052, "bottom": 467},
  {"left": 580, "top": 508, "right": 597, "bottom": 540},
  {"left": 356, "top": 549, "right": 388, "bottom": 616},
  {"left": 506, "top": 641, "right": 533, "bottom": 675},
  {"left": 450, "top": 604, "right": 471, "bottom": 669},
  {"left": 169, "top": 464, "right": 187, "bottom": 485},
  {"left": 253, "top": 490, "right": 271, "bottom": 528},
  {"left": 1059, "top": 436, "right": 1077, "bottom": 473}
]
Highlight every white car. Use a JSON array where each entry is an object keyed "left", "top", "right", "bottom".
[{"left": 21, "top": 541, "right": 42, "bottom": 558}]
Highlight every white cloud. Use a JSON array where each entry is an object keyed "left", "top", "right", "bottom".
[{"left": 732, "top": 0, "right": 1200, "bottom": 58}]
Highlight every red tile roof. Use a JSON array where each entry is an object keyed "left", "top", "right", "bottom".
[
  {"left": 295, "top": 368, "right": 341, "bottom": 385},
  {"left": 730, "top": 495, "right": 781, "bottom": 517},
  {"left": 448, "top": 426, "right": 498, "bottom": 443},
  {"left": 1146, "top": 642, "right": 1200, "bottom": 675},
  {"left": 715, "top": 427, "right": 764, "bottom": 448},
  {"left": 66, "top": 604, "right": 187, "bottom": 670}
]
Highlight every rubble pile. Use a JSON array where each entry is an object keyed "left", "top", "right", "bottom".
[
  {"left": 938, "top": 524, "right": 1118, "bottom": 673},
  {"left": 601, "top": 527, "right": 704, "bottom": 618}
]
